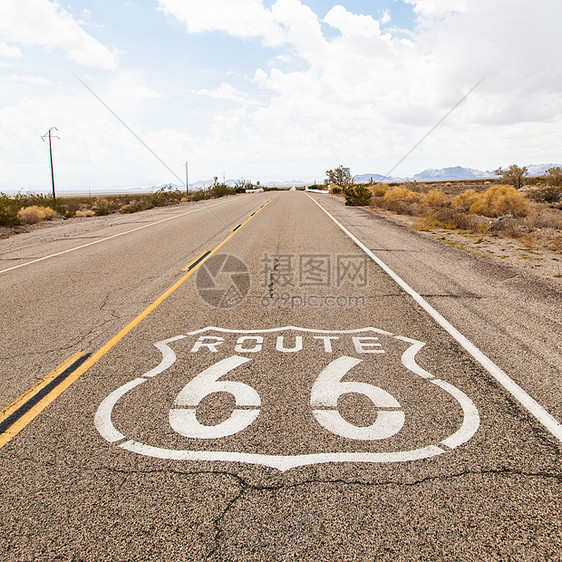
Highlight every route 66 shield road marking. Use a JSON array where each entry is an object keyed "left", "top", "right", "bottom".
[{"left": 95, "top": 327, "right": 480, "bottom": 472}]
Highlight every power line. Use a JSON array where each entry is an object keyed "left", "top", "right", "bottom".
[{"left": 385, "top": 75, "right": 487, "bottom": 178}]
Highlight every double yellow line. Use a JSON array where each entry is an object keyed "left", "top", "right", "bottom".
[{"left": 0, "top": 195, "right": 279, "bottom": 451}]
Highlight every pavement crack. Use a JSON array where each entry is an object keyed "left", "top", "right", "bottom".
[
  {"left": 51, "top": 461, "right": 562, "bottom": 489},
  {"left": 267, "top": 257, "right": 281, "bottom": 298},
  {"left": 205, "top": 482, "right": 248, "bottom": 560}
]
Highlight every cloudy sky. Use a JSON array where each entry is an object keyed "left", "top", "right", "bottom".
[{"left": 0, "top": 0, "right": 560, "bottom": 192}]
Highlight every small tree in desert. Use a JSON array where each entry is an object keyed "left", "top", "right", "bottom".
[
  {"left": 495, "top": 164, "right": 528, "bottom": 190},
  {"left": 544, "top": 166, "right": 562, "bottom": 187},
  {"left": 325, "top": 166, "right": 347, "bottom": 188}
]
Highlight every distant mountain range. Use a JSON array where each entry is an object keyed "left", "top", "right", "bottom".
[
  {"left": 353, "top": 164, "right": 560, "bottom": 184},
  {"left": 353, "top": 173, "right": 397, "bottom": 184},
  {"left": 412, "top": 166, "right": 494, "bottom": 181}
]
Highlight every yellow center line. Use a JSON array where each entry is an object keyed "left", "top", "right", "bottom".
[
  {"left": 0, "top": 194, "right": 280, "bottom": 451},
  {"left": 0, "top": 352, "right": 85, "bottom": 426},
  {"left": 0, "top": 352, "right": 86, "bottom": 450},
  {"left": 182, "top": 251, "right": 207, "bottom": 272}
]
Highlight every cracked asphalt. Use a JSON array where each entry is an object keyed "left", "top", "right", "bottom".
[{"left": 0, "top": 191, "right": 561, "bottom": 560}]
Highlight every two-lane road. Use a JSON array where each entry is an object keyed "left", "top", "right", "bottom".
[{"left": 1, "top": 191, "right": 560, "bottom": 560}]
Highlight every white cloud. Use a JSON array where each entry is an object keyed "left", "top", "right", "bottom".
[
  {"left": 98, "top": 70, "right": 161, "bottom": 102},
  {"left": 157, "top": 0, "right": 280, "bottom": 40},
  {"left": 158, "top": 0, "right": 562, "bottom": 177},
  {"left": 193, "top": 83, "right": 250, "bottom": 104},
  {"left": 0, "top": 0, "right": 118, "bottom": 69},
  {"left": 324, "top": 6, "right": 382, "bottom": 37},
  {"left": 403, "top": 0, "right": 467, "bottom": 18},
  {"left": 0, "top": 41, "right": 23, "bottom": 58},
  {"left": 3, "top": 74, "right": 52, "bottom": 85},
  {"left": 381, "top": 9, "right": 392, "bottom": 25}
]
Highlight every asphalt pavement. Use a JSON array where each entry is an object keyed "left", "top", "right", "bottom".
[{"left": 0, "top": 191, "right": 560, "bottom": 560}]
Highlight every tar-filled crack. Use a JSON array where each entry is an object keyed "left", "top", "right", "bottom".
[
  {"left": 48, "top": 462, "right": 561, "bottom": 560},
  {"left": 267, "top": 257, "right": 281, "bottom": 298}
]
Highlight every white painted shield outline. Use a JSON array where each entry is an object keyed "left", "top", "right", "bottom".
[{"left": 95, "top": 327, "right": 480, "bottom": 472}]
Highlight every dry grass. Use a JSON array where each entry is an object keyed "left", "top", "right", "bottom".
[
  {"left": 367, "top": 180, "right": 561, "bottom": 255},
  {"left": 468, "top": 185, "right": 530, "bottom": 218},
  {"left": 17, "top": 205, "right": 59, "bottom": 224},
  {"left": 422, "top": 189, "right": 449, "bottom": 207},
  {"left": 452, "top": 189, "right": 481, "bottom": 212},
  {"left": 384, "top": 187, "right": 423, "bottom": 204},
  {"left": 414, "top": 216, "right": 442, "bottom": 231},
  {"left": 75, "top": 209, "right": 95, "bottom": 218},
  {"left": 370, "top": 183, "right": 389, "bottom": 197}
]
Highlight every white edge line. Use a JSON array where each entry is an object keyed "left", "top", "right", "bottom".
[
  {"left": 0, "top": 199, "right": 230, "bottom": 275},
  {"left": 305, "top": 193, "right": 562, "bottom": 444}
]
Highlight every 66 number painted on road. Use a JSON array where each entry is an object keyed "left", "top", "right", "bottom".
[{"left": 170, "top": 355, "right": 404, "bottom": 441}]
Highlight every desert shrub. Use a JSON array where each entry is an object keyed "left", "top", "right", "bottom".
[
  {"left": 344, "top": 184, "right": 372, "bottom": 206},
  {"left": 0, "top": 193, "right": 21, "bottom": 226},
  {"left": 529, "top": 209, "right": 562, "bottom": 230},
  {"left": 382, "top": 187, "right": 423, "bottom": 210},
  {"left": 528, "top": 185, "right": 562, "bottom": 203},
  {"left": 488, "top": 217, "right": 531, "bottom": 238},
  {"left": 452, "top": 189, "right": 481, "bottom": 212},
  {"left": 75, "top": 209, "right": 95, "bottom": 218},
  {"left": 414, "top": 216, "right": 442, "bottom": 231},
  {"left": 383, "top": 187, "right": 421, "bottom": 205},
  {"left": 432, "top": 207, "right": 460, "bottom": 226},
  {"left": 42, "top": 207, "right": 58, "bottom": 220},
  {"left": 402, "top": 181, "right": 423, "bottom": 192},
  {"left": 469, "top": 185, "right": 531, "bottom": 217},
  {"left": 190, "top": 189, "right": 212, "bottom": 201},
  {"left": 453, "top": 213, "right": 492, "bottom": 233},
  {"left": 371, "top": 183, "right": 389, "bottom": 197},
  {"left": 330, "top": 185, "right": 342, "bottom": 194},
  {"left": 423, "top": 189, "right": 450, "bottom": 208},
  {"left": 378, "top": 188, "right": 423, "bottom": 214},
  {"left": 544, "top": 166, "right": 562, "bottom": 187},
  {"left": 93, "top": 197, "right": 111, "bottom": 216},
  {"left": 210, "top": 183, "right": 235, "bottom": 198},
  {"left": 149, "top": 184, "right": 184, "bottom": 207},
  {"left": 384, "top": 187, "right": 422, "bottom": 204},
  {"left": 17, "top": 205, "right": 58, "bottom": 224},
  {"left": 120, "top": 199, "right": 154, "bottom": 214}
]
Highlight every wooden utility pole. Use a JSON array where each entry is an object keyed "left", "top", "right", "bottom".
[{"left": 41, "top": 127, "right": 59, "bottom": 201}]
